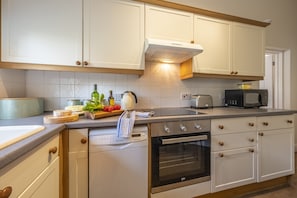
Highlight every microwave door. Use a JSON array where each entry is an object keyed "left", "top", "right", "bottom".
[{"left": 245, "top": 93, "right": 261, "bottom": 107}]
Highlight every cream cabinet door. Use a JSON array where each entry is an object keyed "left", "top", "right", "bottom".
[
  {"left": 18, "top": 157, "right": 59, "bottom": 198},
  {"left": 232, "top": 23, "right": 265, "bottom": 76},
  {"left": 211, "top": 147, "right": 257, "bottom": 192},
  {"left": 257, "top": 128, "right": 295, "bottom": 182},
  {"left": 68, "top": 129, "right": 88, "bottom": 198},
  {"left": 193, "top": 16, "right": 231, "bottom": 74},
  {"left": 84, "top": 0, "right": 144, "bottom": 70},
  {"left": 1, "top": 0, "right": 82, "bottom": 66},
  {"left": 145, "top": 5, "right": 194, "bottom": 43}
]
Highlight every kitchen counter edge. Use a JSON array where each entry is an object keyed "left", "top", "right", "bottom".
[{"left": 1, "top": 107, "right": 296, "bottom": 170}]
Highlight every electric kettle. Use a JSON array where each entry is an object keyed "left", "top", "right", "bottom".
[{"left": 121, "top": 91, "right": 138, "bottom": 110}]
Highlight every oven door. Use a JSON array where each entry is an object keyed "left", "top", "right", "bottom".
[{"left": 151, "top": 132, "right": 210, "bottom": 193}]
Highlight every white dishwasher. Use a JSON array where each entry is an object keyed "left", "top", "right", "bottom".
[{"left": 89, "top": 125, "right": 148, "bottom": 198}]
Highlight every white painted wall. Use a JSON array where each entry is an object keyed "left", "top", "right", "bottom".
[{"left": 168, "top": 0, "right": 297, "bottom": 109}]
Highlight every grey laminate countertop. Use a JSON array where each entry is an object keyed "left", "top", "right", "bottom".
[
  {"left": 0, "top": 115, "right": 65, "bottom": 169},
  {"left": 0, "top": 107, "right": 296, "bottom": 170},
  {"left": 65, "top": 107, "right": 297, "bottom": 129}
]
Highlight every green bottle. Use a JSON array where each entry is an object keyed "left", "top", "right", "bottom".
[{"left": 91, "top": 84, "right": 99, "bottom": 102}]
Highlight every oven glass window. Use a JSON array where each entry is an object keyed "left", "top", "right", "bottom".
[{"left": 151, "top": 132, "right": 210, "bottom": 187}]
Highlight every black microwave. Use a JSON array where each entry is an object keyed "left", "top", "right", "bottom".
[{"left": 225, "top": 89, "right": 268, "bottom": 108}]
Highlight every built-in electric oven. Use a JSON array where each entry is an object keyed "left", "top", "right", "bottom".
[{"left": 150, "top": 119, "right": 211, "bottom": 193}]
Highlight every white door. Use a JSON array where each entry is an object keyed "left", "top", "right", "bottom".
[{"left": 260, "top": 49, "right": 291, "bottom": 109}]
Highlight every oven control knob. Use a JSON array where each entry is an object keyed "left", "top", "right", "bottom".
[
  {"left": 195, "top": 124, "right": 202, "bottom": 130},
  {"left": 164, "top": 125, "right": 170, "bottom": 133},
  {"left": 180, "top": 124, "right": 187, "bottom": 132}
]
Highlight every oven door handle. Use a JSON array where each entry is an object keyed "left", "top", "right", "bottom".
[{"left": 161, "top": 135, "right": 208, "bottom": 145}]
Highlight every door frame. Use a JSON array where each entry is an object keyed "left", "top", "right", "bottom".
[{"left": 261, "top": 48, "right": 291, "bottom": 109}]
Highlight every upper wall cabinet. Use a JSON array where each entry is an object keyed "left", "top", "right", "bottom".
[
  {"left": 181, "top": 15, "right": 265, "bottom": 80},
  {"left": 1, "top": 0, "right": 82, "bottom": 66},
  {"left": 232, "top": 23, "right": 265, "bottom": 77},
  {"left": 145, "top": 5, "right": 194, "bottom": 43},
  {"left": 84, "top": 0, "right": 145, "bottom": 70},
  {"left": 193, "top": 16, "right": 232, "bottom": 75},
  {"left": 1, "top": 0, "right": 145, "bottom": 71}
]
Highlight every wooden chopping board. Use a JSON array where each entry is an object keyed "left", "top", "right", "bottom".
[
  {"left": 43, "top": 113, "right": 79, "bottom": 124},
  {"left": 85, "top": 110, "right": 124, "bottom": 120}
]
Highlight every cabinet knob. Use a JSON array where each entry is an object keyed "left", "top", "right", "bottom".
[
  {"left": 0, "top": 186, "right": 12, "bottom": 198},
  {"left": 249, "top": 148, "right": 255, "bottom": 153},
  {"left": 248, "top": 138, "right": 255, "bottom": 142},
  {"left": 248, "top": 122, "right": 255, "bottom": 127},
  {"left": 287, "top": 120, "right": 293, "bottom": 124},
  {"left": 262, "top": 122, "right": 269, "bottom": 126},
  {"left": 218, "top": 125, "right": 224, "bottom": 130},
  {"left": 190, "top": 40, "right": 194, "bottom": 44},
  {"left": 234, "top": 71, "right": 238, "bottom": 75},
  {"left": 219, "top": 153, "right": 224, "bottom": 158},
  {"left": 218, "top": 141, "right": 224, "bottom": 146},
  {"left": 83, "top": 61, "right": 89, "bottom": 66},
  {"left": 76, "top": 61, "right": 81, "bottom": 65},
  {"left": 81, "top": 138, "right": 87, "bottom": 144},
  {"left": 230, "top": 71, "right": 234, "bottom": 75},
  {"left": 259, "top": 132, "right": 264, "bottom": 136},
  {"left": 49, "top": 146, "right": 58, "bottom": 154}
]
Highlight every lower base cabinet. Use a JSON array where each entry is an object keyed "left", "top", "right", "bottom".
[
  {"left": 0, "top": 135, "right": 59, "bottom": 198},
  {"left": 211, "top": 147, "right": 257, "bottom": 192},
  {"left": 19, "top": 157, "right": 59, "bottom": 198},
  {"left": 258, "top": 123, "right": 295, "bottom": 181},
  {"left": 68, "top": 128, "right": 88, "bottom": 198},
  {"left": 211, "top": 115, "right": 295, "bottom": 193}
]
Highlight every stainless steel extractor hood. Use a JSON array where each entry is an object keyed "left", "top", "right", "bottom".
[{"left": 145, "top": 38, "right": 203, "bottom": 64}]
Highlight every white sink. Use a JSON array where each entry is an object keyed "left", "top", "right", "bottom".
[{"left": 0, "top": 125, "right": 45, "bottom": 150}]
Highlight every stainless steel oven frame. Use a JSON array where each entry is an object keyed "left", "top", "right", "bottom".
[{"left": 150, "top": 120, "right": 211, "bottom": 194}]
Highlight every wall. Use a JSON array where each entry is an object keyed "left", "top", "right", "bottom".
[
  {"left": 167, "top": 0, "right": 297, "bottom": 109},
  {"left": 1, "top": 0, "right": 297, "bottom": 110},
  {"left": 0, "top": 69, "right": 26, "bottom": 98},
  {"left": 25, "top": 62, "right": 241, "bottom": 111}
]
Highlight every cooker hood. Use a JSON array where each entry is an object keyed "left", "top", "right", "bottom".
[{"left": 145, "top": 38, "right": 203, "bottom": 64}]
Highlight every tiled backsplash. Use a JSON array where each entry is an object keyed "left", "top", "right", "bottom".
[{"left": 24, "top": 62, "right": 243, "bottom": 111}]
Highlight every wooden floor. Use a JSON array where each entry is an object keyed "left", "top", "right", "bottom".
[{"left": 244, "top": 153, "right": 297, "bottom": 198}]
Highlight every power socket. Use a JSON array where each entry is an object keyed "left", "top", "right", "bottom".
[{"left": 181, "top": 93, "right": 191, "bottom": 100}]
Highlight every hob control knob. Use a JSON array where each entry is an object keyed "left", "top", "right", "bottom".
[
  {"left": 180, "top": 124, "right": 187, "bottom": 132},
  {"left": 164, "top": 125, "right": 170, "bottom": 133}
]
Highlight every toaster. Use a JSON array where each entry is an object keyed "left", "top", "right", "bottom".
[{"left": 191, "top": 95, "right": 213, "bottom": 109}]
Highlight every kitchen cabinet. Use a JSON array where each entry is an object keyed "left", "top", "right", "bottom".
[
  {"left": 1, "top": 0, "right": 82, "bottom": 66},
  {"left": 1, "top": 0, "right": 145, "bottom": 71},
  {"left": 145, "top": 5, "right": 194, "bottom": 43},
  {"left": 68, "top": 128, "right": 88, "bottom": 198},
  {"left": 257, "top": 115, "right": 295, "bottom": 182},
  {"left": 192, "top": 16, "right": 231, "bottom": 75},
  {"left": 232, "top": 23, "right": 265, "bottom": 77},
  {"left": 181, "top": 16, "right": 265, "bottom": 80},
  {"left": 0, "top": 135, "right": 59, "bottom": 198},
  {"left": 211, "top": 117, "right": 257, "bottom": 192},
  {"left": 85, "top": 0, "right": 145, "bottom": 70}
]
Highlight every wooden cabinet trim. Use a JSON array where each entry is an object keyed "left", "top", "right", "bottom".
[
  {"left": 180, "top": 59, "right": 263, "bottom": 81},
  {"left": 134, "top": 0, "right": 270, "bottom": 27},
  {"left": 0, "top": 62, "right": 144, "bottom": 76}
]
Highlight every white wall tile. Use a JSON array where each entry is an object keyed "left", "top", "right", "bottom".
[
  {"left": 44, "top": 71, "right": 60, "bottom": 84},
  {"left": 60, "top": 72, "right": 75, "bottom": 85},
  {"left": 23, "top": 63, "right": 246, "bottom": 109}
]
